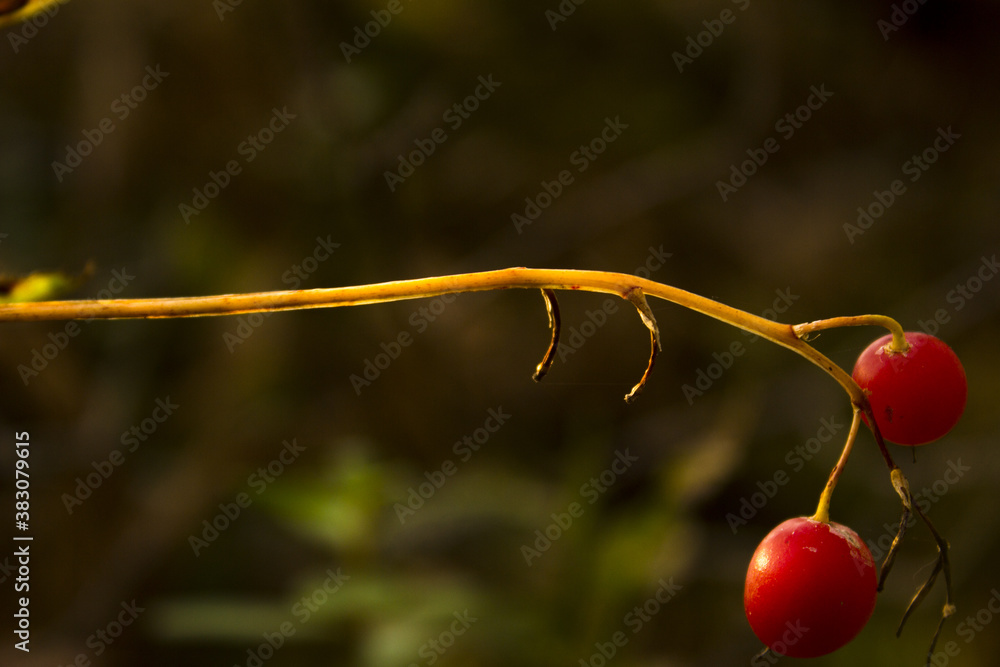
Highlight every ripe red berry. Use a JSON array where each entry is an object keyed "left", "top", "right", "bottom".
[
  {"left": 852, "top": 331, "right": 967, "bottom": 445},
  {"left": 744, "top": 517, "right": 877, "bottom": 658}
]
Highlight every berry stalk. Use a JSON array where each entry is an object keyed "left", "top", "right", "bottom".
[
  {"left": 811, "top": 408, "right": 863, "bottom": 524},
  {"left": 0, "top": 264, "right": 952, "bottom": 661},
  {"left": 0, "top": 267, "right": 880, "bottom": 408},
  {"left": 794, "top": 314, "right": 910, "bottom": 353}
]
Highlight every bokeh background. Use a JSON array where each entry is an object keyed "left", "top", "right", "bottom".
[{"left": 1, "top": 1, "right": 999, "bottom": 665}]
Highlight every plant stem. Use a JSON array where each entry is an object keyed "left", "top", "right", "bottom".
[
  {"left": 5, "top": 265, "right": 937, "bottom": 649},
  {"left": 0, "top": 266, "right": 912, "bottom": 479},
  {"left": 812, "top": 409, "right": 862, "bottom": 523},
  {"left": 531, "top": 289, "right": 560, "bottom": 382},
  {"left": 0, "top": 267, "right": 870, "bottom": 403},
  {"left": 794, "top": 315, "right": 909, "bottom": 353}
]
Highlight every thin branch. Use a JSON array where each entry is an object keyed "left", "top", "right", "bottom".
[
  {"left": 0, "top": 267, "right": 868, "bottom": 406},
  {"left": 881, "top": 467, "right": 955, "bottom": 665},
  {"left": 793, "top": 315, "right": 909, "bottom": 353},
  {"left": 904, "top": 502, "right": 955, "bottom": 665},
  {"left": 879, "top": 468, "right": 912, "bottom": 592},
  {"left": 532, "top": 289, "right": 560, "bottom": 382},
  {"left": 812, "top": 409, "right": 862, "bottom": 523},
  {"left": 623, "top": 288, "right": 661, "bottom": 403},
  {"left": 0, "top": 263, "right": 950, "bottom": 658}
]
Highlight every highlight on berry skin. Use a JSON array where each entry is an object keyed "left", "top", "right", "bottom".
[
  {"left": 852, "top": 331, "right": 967, "bottom": 446},
  {"left": 0, "top": 263, "right": 966, "bottom": 662},
  {"left": 744, "top": 517, "right": 877, "bottom": 658}
]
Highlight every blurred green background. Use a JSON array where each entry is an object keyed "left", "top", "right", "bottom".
[{"left": 1, "top": 1, "right": 999, "bottom": 665}]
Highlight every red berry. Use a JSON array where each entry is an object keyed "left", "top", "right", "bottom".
[
  {"left": 744, "top": 517, "right": 877, "bottom": 658},
  {"left": 852, "top": 331, "right": 967, "bottom": 445}
]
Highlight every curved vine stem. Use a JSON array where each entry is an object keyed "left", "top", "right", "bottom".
[
  {"left": 623, "top": 287, "right": 662, "bottom": 403},
  {"left": 812, "top": 408, "right": 863, "bottom": 524},
  {"left": 794, "top": 315, "right": 910, "bottom": 353},
  {"left": 0, "top": 266, "right": 910, "bottom": 486},
  {"left": 0, "top": 267, "right": 909, "bottom": 474},
  {"left": 0, "top": 267, "right": 871, "bottom": 403},
  {"left": 532, "top": 289, "right": 560, "bottom": 382},
  {"left": 0, "top": 265, "right": 951, "bottom": 660},
  {"left": 0, "top": 267, "right": 906, "bottom": 472}
]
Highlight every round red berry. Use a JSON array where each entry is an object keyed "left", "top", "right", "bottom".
[
  {"left": 744, "top": 517, "right": 877, "bottom": 658},
  {"left": 852, "top": 331, "right": 967, "bottom": 445}
]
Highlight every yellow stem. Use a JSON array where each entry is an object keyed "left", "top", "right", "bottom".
[
  {"left": 794, "top": 315, "right": 909, "bottom": 353},
  {"left": 0, "top": 267, "right": 867, "bottom": 404},
  {"left": 812, "top": 409, "right": 863, "bottom": 523},
  {"left": 1, "top": 266, "right": 906, "bottom": 517}
]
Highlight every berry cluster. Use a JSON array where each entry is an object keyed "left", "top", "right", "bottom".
[
  {"left": 0, "top": 261, "right": 970, "bottom": 663},
  {"left": 744, "top": 331, "right": 966, "bottom": 658}
]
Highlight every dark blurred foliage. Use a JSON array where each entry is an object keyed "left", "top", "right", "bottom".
[{"left": 1, "top": 1, "right": 999, "bottom": 666}]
